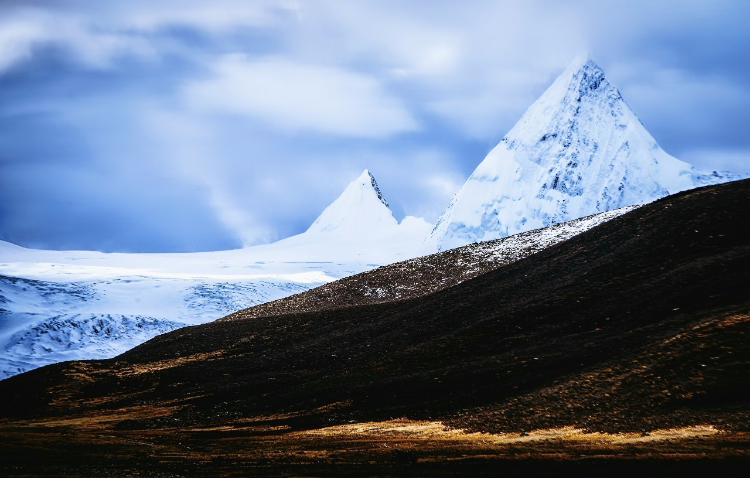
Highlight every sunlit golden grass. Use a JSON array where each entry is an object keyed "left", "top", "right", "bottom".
[
  {"left": 295, "top": 418, "right": 720, "bottom": 445},
  {"left": 118, "top": 351, "right": 225, "bottom": 375}
]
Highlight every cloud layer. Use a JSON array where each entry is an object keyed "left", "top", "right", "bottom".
[
  {"left": 184, "top": 55, "right": 418, "bottom": 137},
  {"left": 0, "top": 0, "right": 748, "bottom": 251}
]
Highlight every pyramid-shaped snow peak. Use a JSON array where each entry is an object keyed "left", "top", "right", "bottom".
[
  {"left": 266, "top": 169, "right": 433, "bottom": 263},
  {"left": 422, "top": 55, "right": 745, "bottom": 252},
  {"left": 306, "top": 169, "right": 398, "bottom": 234}
]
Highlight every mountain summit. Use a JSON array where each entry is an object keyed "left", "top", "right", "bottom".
[
  {"left": 423, "top": 56, "right": 745, "bottom": 252},
  {"left": 268, "top": 169, "right": 432, "bottom": 262},
  {"left": 307, "top": 169, "right": 396, "bottom": 235}
]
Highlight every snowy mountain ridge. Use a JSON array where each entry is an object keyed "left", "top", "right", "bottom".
[{"left": 423, "top": 55, "right": 747, "bottom": 252}]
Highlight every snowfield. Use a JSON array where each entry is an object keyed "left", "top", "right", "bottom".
[{"left": 0, "top": 256, "right": 330, "bottom": 379}]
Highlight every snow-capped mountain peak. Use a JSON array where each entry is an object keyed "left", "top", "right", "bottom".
[
  {"left": 257, "top": 169, "right": 432, "bottom": 262},
  {"left": 422, "top": 56, "right": 746, "bottom": 252},
  {"left": 505, "top": 54, "right": 617, "bottom": 142},
  {"left": 307, "top": 169, "right": 398, "bottom": 234}
]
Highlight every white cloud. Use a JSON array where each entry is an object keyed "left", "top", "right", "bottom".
[
  {"left": 619, "top": 67, "right": 750, "bottom": 124},
  {"left": 276, "top": 1, "right": 588, "bottom": 139},
  {"left": 0, "top": 0, "right": 299, "bottom": 75},
  {"left": 143, "top": 109, "right": 276, "bottom": 246},
  {"left": 107, "top": 0, "right": 287, "bottom": 31},
  {"left": 0, "top": 20, "right": 47, "bottom": 71},
  {"left": 0, "top": 9, "right": 158, "bottom": 73},
  {"left": 3, "top": 0, "right": 749, "bottom": 251},
  {"left": 428, "top": 82, "right": 543, "bottom": 140},
  {"left": 183, "top": 54, "right": 419, "bottom": 137}
]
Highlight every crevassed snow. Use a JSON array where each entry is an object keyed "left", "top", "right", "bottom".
[
  {"left": 422, "top": 55, "right": 747, "bottom": 252},
  {"left": 0, "top": 169, "right": 432, "bottom": 379}
]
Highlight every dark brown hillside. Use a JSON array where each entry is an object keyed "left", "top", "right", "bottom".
[
  {"left": 0, "top": 179, "right": 749, "bottom": 475},
  {"left": 221, "top": 207, "right": 633, "bottom": 321}
]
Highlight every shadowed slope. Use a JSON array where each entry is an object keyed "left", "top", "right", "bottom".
[
  {"left": 222, "top": 206, "right": 635, "bottom": 321},
  {"left": 1, "top": 180, "right": 748, "bottom": 439}
]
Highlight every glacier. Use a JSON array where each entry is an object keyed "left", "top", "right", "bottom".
[{"left": 423, "top": 55, "right": 747, "bottom": 252}]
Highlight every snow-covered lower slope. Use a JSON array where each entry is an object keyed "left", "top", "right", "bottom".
[
  {"left": 0, "top": 170, "right": 432, "bottom": 379},
  {"left": 0, "top": 270, "right": 317, "bottom": 379},
  {"left": 423, "top": 56, "right": 747, "bottom": 252},
  {"left": 1, "top": 312, "right": 184, "bottom": 379}
]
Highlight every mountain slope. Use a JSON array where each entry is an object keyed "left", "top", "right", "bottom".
[
  {"left": 423, "top": 56, "right": 746, "bottom": 252},
  {"left": 0, "top": 179, "right": 748, "bottom": 475},
  {"left": 223, "top": 205, "right": 636, "bottom": 321},
  {"left": 2, "top": 179, "right": 748, "bottom": 422}
]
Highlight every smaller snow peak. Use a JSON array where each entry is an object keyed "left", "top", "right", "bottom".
[{"left": 305, "top": 169, "right": 398, "bottom": 235}]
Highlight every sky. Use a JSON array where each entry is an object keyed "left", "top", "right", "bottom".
[{"left": 0, "top": 0, "right": 748, "bottom": 252}]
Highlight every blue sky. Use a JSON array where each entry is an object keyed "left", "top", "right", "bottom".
[{"left": 1, "top": 0, "right": 748, "bottom": 252}]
